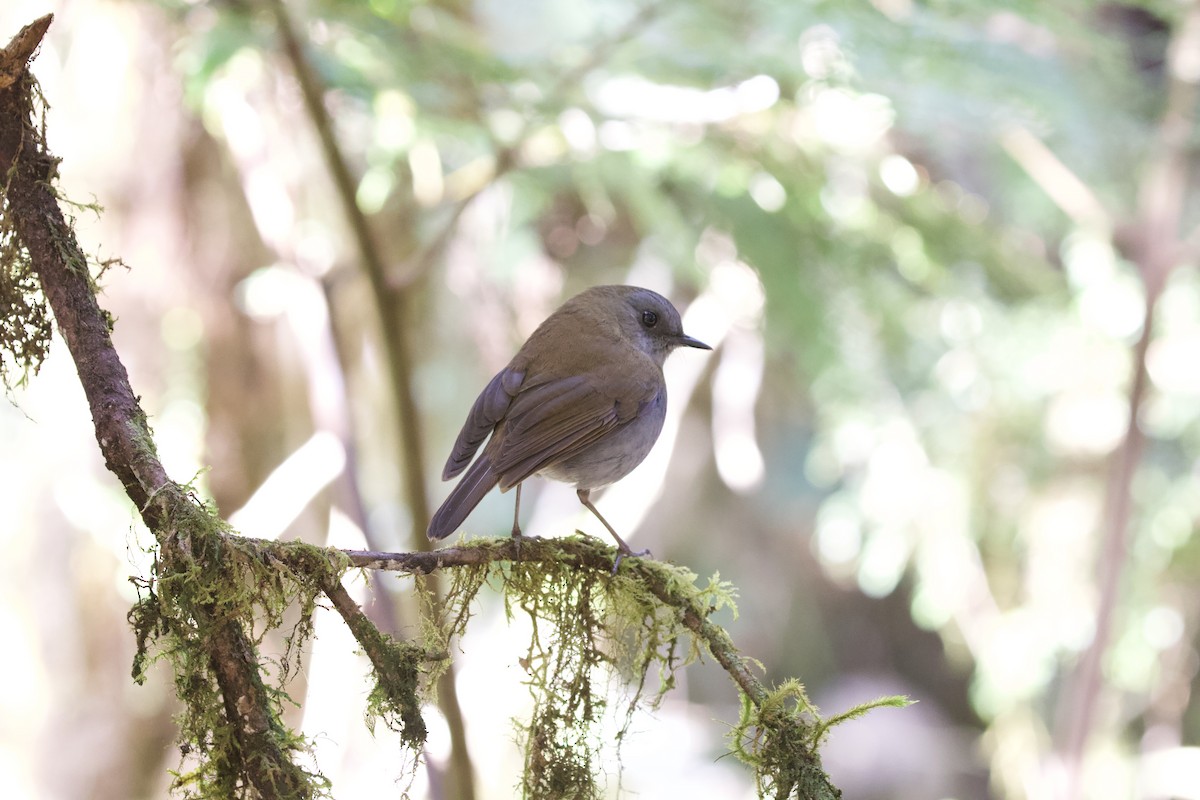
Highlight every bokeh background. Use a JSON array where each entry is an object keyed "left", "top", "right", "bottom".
[{"left": 2, "top": 0, "right": 1199, "bottom": 798}]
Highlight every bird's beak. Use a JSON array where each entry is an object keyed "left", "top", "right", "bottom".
[{"left": 676, "top": 333, "right": 712, "bottom": 350}]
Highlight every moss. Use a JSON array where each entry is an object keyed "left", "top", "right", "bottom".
[
  {"left": 421, "top": 536, "right": 902, "bottom": 799},
  {"left": 426, "top": 537, "right": 737, "bottom": 799},
  {"left": 0, "top": 186, "right": 52, "bottom": 387},
  {"left": 339, "top": 594, "right": 429, "bottom": 749},
  {"left": 362, "top": 636, "right": 428, "bottom": 747},
  {"left": 0, "top": 73, "right": 126, "bottom": 389},
  {"left": 730, "top": 680, "right": 834, "bottom": 799},
  {"left": 129, "top": 486, "right": 349, "bottom": 799},
  {"left": 0, "top": 74, "right": 50, "bottom": 387},
  {"left": 730, "top": 679, "right": 911, "bottom": 799}
]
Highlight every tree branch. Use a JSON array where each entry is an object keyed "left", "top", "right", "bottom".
[
  {"left": 347, "top": 538, "right": 769, "bottom": 705},
  {"left": 0, "top": 17, "right": 314, "bottom": 799},
  {"left": 0, "top": 13, "right": 50, "bottom": 90},
  {"left": 336, "top": 535, "right": 842, "bottom": 798},
  {"left": 322, "top": 579, "right": 441, "bottom": 745}
]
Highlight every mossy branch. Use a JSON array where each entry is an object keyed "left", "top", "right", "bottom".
[
  {"left": 0, "top": 17, "right": 323, "bottom": 799},
  {"left": 338, "top": 535, "right": 884, "bottom": 799},
  {"left": 345, "top": 537, "right": 769, "bottom": 698},
  {"left": 321, "top": 579, "right": 439, "bottom": 746}
]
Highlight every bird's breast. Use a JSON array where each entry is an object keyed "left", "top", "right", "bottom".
[{"left": 540, "top": 390, "right": 667, "bottom": 490}]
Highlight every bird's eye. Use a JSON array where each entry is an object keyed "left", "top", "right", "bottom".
[{"left": 641, "top": 310, "right": 658, "bottom": 328}]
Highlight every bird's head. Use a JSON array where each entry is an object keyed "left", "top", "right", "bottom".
[{"left": 603, "top": 286, "right": 711, "bottom": 365}]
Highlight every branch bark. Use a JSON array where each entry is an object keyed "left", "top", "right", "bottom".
[{"left": 0, "top": 14, "right": 50, "bottom": 90}]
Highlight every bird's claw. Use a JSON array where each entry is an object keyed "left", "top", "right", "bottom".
[
  {"left": 611, "top": 547, "right": 652, "bottom": 574},
  {"left": 511, "top": 528, "right": 525, "bottom": 559}
]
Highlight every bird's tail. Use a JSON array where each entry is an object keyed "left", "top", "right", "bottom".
[{"left": 428, "top": 454, "right": 500, "bottom": 540}]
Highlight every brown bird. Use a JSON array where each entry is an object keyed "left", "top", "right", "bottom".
[{"left": 428, "top": 285, "right": 711, "bottom": 556}]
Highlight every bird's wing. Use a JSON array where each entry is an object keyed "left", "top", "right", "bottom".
[
  {"left": 489, "top": 370, "right": 657, "bottom": 490},
  {"left": 442, "top": 366, "right": 525, "bottom": 480}
]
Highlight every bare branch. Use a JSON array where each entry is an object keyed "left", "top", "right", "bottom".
[{"left": 0, "top": 14, "right": 51, "bottom": 89}]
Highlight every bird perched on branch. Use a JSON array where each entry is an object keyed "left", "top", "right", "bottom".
[{"left": 428, "top": 284, "right": 711, "bottom": 558}]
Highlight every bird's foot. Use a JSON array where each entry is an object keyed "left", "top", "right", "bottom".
[
  {"left": 611, "top": 546, "right": 652, "bottom": 574},
  {"left": 511, "top": 526, "right": 524, "bottom": 559}
]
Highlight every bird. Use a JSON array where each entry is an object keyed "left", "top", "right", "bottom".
[{"left": 427, "top": 284, "right": 712, "bottom": 557}]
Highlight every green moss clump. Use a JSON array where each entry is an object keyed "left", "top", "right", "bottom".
[
  {"left": 129, "top": 486, "right": 350, "bottom": 799},
  {"left": 0, "top": 191, "right": 52, "bottom": 387},
  {"left": 731, "top": 681, "right": 834, "bottom": 799},
  {"left": 0, "top": 73, "right": 127, "bottom": 390},
  {"left": 363, "top": 633, "right": 429, "bottom": 748},
  {"left": 731, "top": 680, "right": 911, "bottom": 799},
  {"left": 432, "top": 537, "right": 739, "bottom": 800},
  {"left": 341, "top": 597, "right": 429, "bottom": 749}
]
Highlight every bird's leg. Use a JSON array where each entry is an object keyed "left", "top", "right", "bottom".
[
  {"left": 576, "top": 488, "right": 651, "bottom": 570},
  {"left": 509, "top": 483, "right": 526, "bottom": 560},
  {"left": 511, "top": 483, "right": 523, "bottom": 538}
]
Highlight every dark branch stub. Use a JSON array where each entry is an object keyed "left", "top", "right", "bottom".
[{"left": 0, "top": 13, "right": 51, "bottom": 89}]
